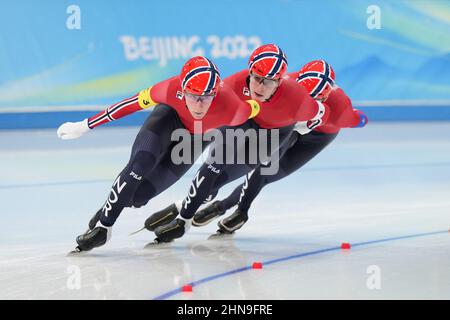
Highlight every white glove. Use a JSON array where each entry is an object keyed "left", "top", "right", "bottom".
[
  {"left": 57, "top": 119, "right": 90, "bottom": 140},
  {"left": 294, "top": 119, "right": 321, "bottom": 135}
]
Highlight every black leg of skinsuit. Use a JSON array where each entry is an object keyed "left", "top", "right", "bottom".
[
  {"left": 97, "top": 104, "right": 203, "bottom": 227},
  {"left": 218, "top": 130, "right": 299, "bottom": 210},
  {"left": 129, "top": 133, "right": 210, "bottom": 208},
  {"left": 178, "top": 120, "right": 295, "bottom": 219},
  {"left": 221, "top": 131, "right": 338, "bottom": 213}
]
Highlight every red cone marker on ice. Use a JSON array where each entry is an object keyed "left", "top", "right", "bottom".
[
  {"left": 341, "top": 242, "right": 351, "bottom": 250},
  {"left": 252, "top": 262, "right": 263, "bottom": 269},
  {"left": 182, "top": 284, "right": 193, "bottom": 292}
]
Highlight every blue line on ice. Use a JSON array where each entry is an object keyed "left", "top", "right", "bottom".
[
  {"left": 2, "top": 161, "right": 450, "bottom": 190},
  {"left": 152, "top": 229, "right": 448, "bottom": 300}
]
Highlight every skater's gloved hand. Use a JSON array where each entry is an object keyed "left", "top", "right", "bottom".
[
  {"left": 57, "top": 119, "right": 91, "bottom": 140},
  {"left": 353, "top": 109, "right": 368, "bottom": 128},
  {"left": 294, "top": 119, "right": 322, "bottom": 135}
]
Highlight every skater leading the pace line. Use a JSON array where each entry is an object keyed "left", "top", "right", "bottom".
[
  {"left": 56, "top": 56, "right": 262, "bottom": 252},
  {"left": 143, "top": 45, "right": 333, "bottom": 243}
]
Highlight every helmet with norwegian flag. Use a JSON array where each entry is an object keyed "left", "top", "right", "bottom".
[
  {"left": 248, "top": 44, "right": 288, "bottom": 80},
  {"left": 179, "top": 56, "right": 221, "bottom": 95},
  {"left": 296, "top": 60, "right": 336, "bottom": 100}
]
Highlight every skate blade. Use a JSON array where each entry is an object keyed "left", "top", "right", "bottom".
[
  {"left": 143, "top": 238, "right": 173, "bottom": 248},
  {"left": 129, "top": 226, "right": 146, "bottom": 236},
  {"left": 208, "top": 231, "right": 234, "bottom": 240},
  {"left": 67, "top": 246, "right": 86, "bottom": 256},
  {"left": 192, "top": 218, "right": 216, "bottom": 227}
]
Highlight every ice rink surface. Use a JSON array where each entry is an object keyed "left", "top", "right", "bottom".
[{"left": 0, "top": 122, "right": 449, "bottom": 300}]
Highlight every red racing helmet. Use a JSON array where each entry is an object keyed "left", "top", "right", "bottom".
[
  {"left": 248, "top": 44, "right": 288, "bottom": 80},
  {"left": 297, "top": 60, "right": 336, "bottom": 99},
  {"left": 179, "top": 56, "right": 221, "bottom": 96}
]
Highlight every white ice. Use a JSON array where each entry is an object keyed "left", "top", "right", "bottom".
[{"left": 0, "top": 122, "right": 449, "bottom": 299}]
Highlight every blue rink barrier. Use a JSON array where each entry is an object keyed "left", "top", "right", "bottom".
[
  {"left": 1, "top": 106, "right": 450, "bottom": 130},
  {"left": 0, "top": 110, "right": 149, "bottom": 130}
]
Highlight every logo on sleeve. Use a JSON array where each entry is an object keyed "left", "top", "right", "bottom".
[{"left": 176, "top": 91, "right": 184, "bottom": 100}]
